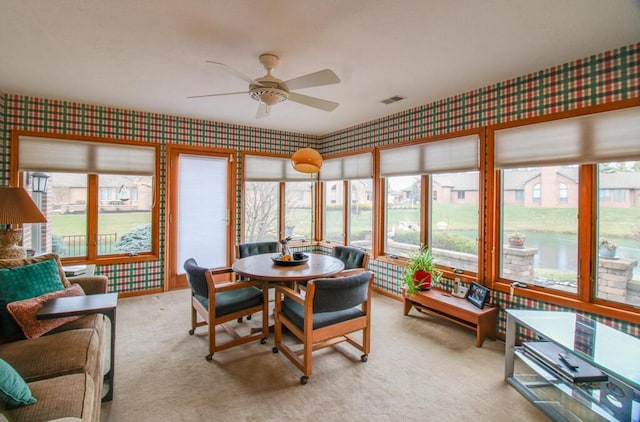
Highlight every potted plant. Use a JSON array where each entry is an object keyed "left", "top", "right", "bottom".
[
  {"left": 507, "top": 232, "right": 526, "bottom": 247},
  {"left": 598, "top": 237, "right": 617, "bottom": 258},
  {"left": 403, "top": 246, "right": 442, "bottom": 294}
]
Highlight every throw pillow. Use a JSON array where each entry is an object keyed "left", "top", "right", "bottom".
[
  {"left": 7, "top": 284, "right": 85, "bottom": 339},
  {"left": 0, "top": 259, "right": 65, "bottom": 339},
  {"left": 0, "top": 358, "right": 37, "bottom": 409}
]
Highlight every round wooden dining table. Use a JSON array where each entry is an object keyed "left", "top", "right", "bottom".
[{"left": 231, "top": 252, "right": 344, "bottom": 283}]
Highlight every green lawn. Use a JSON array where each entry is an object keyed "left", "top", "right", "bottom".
[
  {"left": 52, "top": 212, "right": 151, "bottom": 236},
  {"left": 324, "top": 204, "right": 638, "bottom": 241}
]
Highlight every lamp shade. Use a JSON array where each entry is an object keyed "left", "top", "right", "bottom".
[
  {"left": 291, "top": 148, "right": 323, "bottom": 174},
  {"left": 0, "top": 187, "right": 47, "bottom": 225}
]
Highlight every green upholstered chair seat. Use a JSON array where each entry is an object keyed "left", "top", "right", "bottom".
[
  {"left": 194, "top": 287, "right": 263, "bottom": 317},
  {"left": 282, "top": 299, "right": 364, "bottom": 330}
]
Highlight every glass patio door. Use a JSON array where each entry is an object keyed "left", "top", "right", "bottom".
[{"left": 168, "top": 148, "right": 232, "bottom": 290}]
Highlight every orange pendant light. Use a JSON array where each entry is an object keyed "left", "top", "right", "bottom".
[{"left": 291, "top": 148, "right": 323, "bottom": 174}]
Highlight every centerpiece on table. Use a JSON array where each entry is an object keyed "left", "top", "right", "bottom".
[{"left": 403, "top": 246, "right": 442, "bottom": 294}]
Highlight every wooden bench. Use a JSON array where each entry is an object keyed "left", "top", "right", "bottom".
[{"left": 403, "top": 288, "right": 497, "bottom": 347}]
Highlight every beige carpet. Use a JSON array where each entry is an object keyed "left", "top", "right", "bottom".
[{"left": 100, "top": 289, "right": 545, "bottom": 421}]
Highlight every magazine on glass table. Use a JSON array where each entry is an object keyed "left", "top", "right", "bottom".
[{"left": 522, "top": 341, "right": 608, "bottom": 384}]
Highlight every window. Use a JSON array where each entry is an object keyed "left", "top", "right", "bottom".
[
  {"left": 16, "top": 134, "right": 158, "bottom": 261},
  {"left": 323, "top": 181, "right": 344, "bottom": 243},
  {"left": 515, "top": 189, "right": 524, "bottom": 201},
  {"left": 494, "top": 105, "right": 640, "bottom": 305},
  {"left": 384, "top": 176, "right": 421, "bottom": 257},
  {"left": 380, "top": 133, "right": 480, "bottom": 268},
  {"left": 613, "top": 189, "right": 626, "bottom": 202},
  {"left": 319, "top": 152, "right": 373, "bottom": 249},
  {"left": 430, "top": 171, "right": 479, "bottom": 272},
  {"left": 501, "top": 167, "right": 579, "bottom": 293},
  {"left": 532, "top": 183, "right": 541, "bottom": 203},
  {"left": 596, "top": 161, "right": 640, "bottom": 307},
  {"left": 348, "top": 178, "right": 373, "bottom": 249},
  {"left": 285, "top": 181, "right": 312, "bottom": 241},
  {"left": 244, "top": 181, "right": 279, "bottom": 242},
  {"left": 559, "top": 183, "right": 568, "bottom": 203},
  {"left": 243, "top": 154, "right": 312, "bottom": 243}
]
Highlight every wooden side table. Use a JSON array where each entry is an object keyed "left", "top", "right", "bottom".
[
  {"left": 403, "top": 288, "right": 497, "bottom": 347},
  {"left": 37, "top": 292, "right": 118, "bottom": 401}
]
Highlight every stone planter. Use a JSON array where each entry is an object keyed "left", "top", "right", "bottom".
[
  {"left": 599, "top": 245, "right": 617, "bottom": 259},
  {"left": 508, "top": 236, "right": 526, "bottom": 247}
]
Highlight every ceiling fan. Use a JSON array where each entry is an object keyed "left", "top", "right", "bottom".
[{"left": 188, "top": 53, "right": 340, "bottom": 118}]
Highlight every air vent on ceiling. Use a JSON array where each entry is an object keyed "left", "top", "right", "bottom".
[{"left": 381, "top": 95, "right": 406, "bottom": 105}]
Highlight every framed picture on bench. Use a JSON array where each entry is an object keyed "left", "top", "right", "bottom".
[{"left": 465, "top": 282, "right": 490, "bottom": 309}]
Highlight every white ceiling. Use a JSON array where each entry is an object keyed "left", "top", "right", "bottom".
[{"left": 1, "top": 0, "right": 639, "bottom": 136}]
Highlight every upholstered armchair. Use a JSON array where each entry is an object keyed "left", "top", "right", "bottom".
[
  {"left": 183, "top": 258, "right": 268, "bottom": 361},
  {"left": 272, "top": 271, "right": 373, "bottom": 384}
]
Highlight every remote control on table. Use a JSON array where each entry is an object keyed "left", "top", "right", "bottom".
[{"left": 558, "top": 353, "right": 579, "bottom": 371}]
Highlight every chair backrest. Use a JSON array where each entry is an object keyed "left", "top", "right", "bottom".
[
  {"left": 310, "top": 271, "right": 372, "bottom": 313},
  {"left": 183, "top": 258, "right": 209, "bottom": 298},
  {"left": 236, "top": 241, "right": 279, "bottom": 258},
  {"left": 331, "top": 246, "right": 369, "bottom": 270}
]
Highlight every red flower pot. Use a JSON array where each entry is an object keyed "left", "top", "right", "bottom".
[{"left": 414, "top": 270, "right": 432, "bottom": 290}]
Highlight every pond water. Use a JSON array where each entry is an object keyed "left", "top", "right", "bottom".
[{"left": 451, "top": 231, "right": 640, "bottom": 278}]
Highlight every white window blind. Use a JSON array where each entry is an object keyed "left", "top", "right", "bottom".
[
  {"left": 379, "top": 134, "right": 480, "bottom": 177},
  {"left": 494, "top": 106, "right": 640, "bottom": 168},
  {"left": 19, "top": 136, "right": 156, "bottom": 176},
  {"left": 244, "top": 155, "right": 310, "bottom": 181},
  {"left": 319, "top": 152, "right": 373, "bottom": 181}
]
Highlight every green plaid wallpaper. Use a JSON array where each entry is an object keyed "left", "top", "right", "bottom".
[
  {"left": 317, "top": 42, "right": 640, "bottom": 337},
  {"left": 0, "top": 100, "right": 316, "bottom": 293},
  {"left": 0, "top": 42, "right": 638, "bottom": 336}
]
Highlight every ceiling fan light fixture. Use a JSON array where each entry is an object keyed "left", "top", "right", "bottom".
[
  {"left": 250, "top": 86, "right": 289, "bottom": 106},
  {"left": 291, "top": 147, "right": 323, "bottom": 174}
]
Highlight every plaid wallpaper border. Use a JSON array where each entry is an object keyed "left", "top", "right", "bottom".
[
  {"left": 320, "top": 42, "right": 640, "bottom": 154},
  {"left": 1, "top": 43, "right": 639, "bottom": 335}
]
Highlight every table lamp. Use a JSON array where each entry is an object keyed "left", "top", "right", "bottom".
[{"left": 0, "top": 187, "right": 47, "bottom": 259}]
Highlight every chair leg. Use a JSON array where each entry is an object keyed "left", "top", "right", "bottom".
[
  {"left": 206, "top": 318, "right": 216, "bottom": 361},
  {"left": 189, "top": 303, "right": 197, "bottom": 335}
]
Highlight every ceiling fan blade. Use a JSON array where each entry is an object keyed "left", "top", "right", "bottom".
[
  {"left": 288, "top": 92, "right": 339, "bottom": 112},
  {"left": 205, "top": 61, "right": 263, "bottom": 86},
  {"left": 284, "top": 69, "right": 340, "bottom": 90},
  {"left": 256, "top": 103, "right": 270, "bottom": 119},
  {"left": 186, "top": 91, "right": 248, "bottom": 99}
]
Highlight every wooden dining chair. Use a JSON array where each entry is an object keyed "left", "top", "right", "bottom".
[
  {"left": 272, "top": 271, "right": 373, "bottom": 384},
  {"left": 183, "top": 258, "right": 269, "bottom": 361}
]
